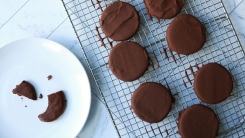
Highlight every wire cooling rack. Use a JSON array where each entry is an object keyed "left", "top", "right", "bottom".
[{"left": 62, "top": 0, "right": 245, "bottom": 137}]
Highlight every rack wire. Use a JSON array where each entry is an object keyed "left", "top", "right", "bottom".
[{"left": 62, "top": 0, "right": 245, "bottom": 137}]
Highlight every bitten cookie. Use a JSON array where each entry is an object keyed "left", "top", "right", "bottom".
[
  {"left": 38, "top": 91, "right": 66, "bottom": 122},
  {"left": 12, "top": 80, "right": 37, "bottom": 100}
]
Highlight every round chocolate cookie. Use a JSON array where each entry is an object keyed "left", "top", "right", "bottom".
[
  {"left": 178, "top": 104, "right": 219, "bottom": 138},
  {"left": 100, "top": 2, "right": 139, "bottom": 41},
  {"left": 109, "top": 42, "right": 149, "bottom": 82},
  {"left": 144, "top": 0, "right": 185, "bottom": 20},
  {"left": 166, "top": 14, "right": 206, "bottom": 55},
  {"left": 131, "top": 82, "right": 173, "bottom": 123},
  {"left": 194, "top": 63, "right": 233, "bottom": 104}
]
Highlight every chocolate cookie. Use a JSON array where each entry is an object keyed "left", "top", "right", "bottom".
[
  {"left": 131, "top": 82, "right": 173, "bottom": 123},
  {"left": 166, "top": 14, "right": 206, "bottom": 55},
  {"left": 144, "top": 0, "right": 185, "bottom": 20},
  {"left": 194, "top": 63, "right": 233, "bottom": 104},
  {"left": 109, "top": 42, "right": 149, "bottom": 82},
  {"left": 12, "top": 80, "right": 37, "bottom": 100},
  {"left": 100, "top": 2, "right": 139, "bottom": 41},
  {"left": 38, "top": 91, "right": 66, "bottom": 122},
  {"left": 178, "top": 104, "right": 219, "bottom": 138}
]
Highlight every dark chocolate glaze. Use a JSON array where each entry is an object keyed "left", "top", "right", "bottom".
[
  {"left": 185, "top": 70, "right": 192, "bottom": 85},
  {"left": 162, "top": 47, "right": 169, "bottom": 60},
  {"left": 188, "top": 65, "right": 195, "bottom": 76},
  {"left": 166, "top": 14, "right": 206, "bottom": 55},
  {"left": 173, "top": 92, "right": 179, "bottom": 97},
  {"left": 177, "top": 53, "right": 182, "bottom": 61},
  {"left": 96, "top": 26, "right": 106, "bottom": 48},
  {"left": 169, "top": 49, "right": 177, "bottom": 63},
  {"left": 38, "top": 91, "right": 66, "bottom": 122},
  {"left": 183, "top": 80, "right": 187, "bottom": 88},
  {"left": 177, "top": 104, "right": 219, "bottom": 138},
  {"left": 106, "top": 37, "right": 113, "bottom": 48},
  {"left": 194, "top": 63, "right": 233, "bottom": 104},
  {"left": 91, "top": 0, "right": 95, "bottom": 8},
  {"left": 144, "top": 0, "right": 185, "bottom": 20},
  {"left": 96, "top": 0, "right": 103, "bottom": 12},
  {"left": 153, "top": 51, "right": 160, "bottom": 68},
  {"left": 195, "top": 63, "right": 200, "bottom": 70},
  {"left": 100, "top": 2, "right": 139, "bottom": 41},
  {"left": 12, "top": 80, "right": 37, "bottom": 100},
  {"left": 151, "top": 125, "right": 157, "bottom": 136},
  {"left": 131, "top": 82, "right": 173, "bottom": 123},
  {"left": 109, "top": 41, "right": 149, "bottom": 81},
  {"left": 158, "top": 127, "right": 163, "bottom": 137},
  {"left": 146, "top": 128, "right": 149, "bottom": 134}
]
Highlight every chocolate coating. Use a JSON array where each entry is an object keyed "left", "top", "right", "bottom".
[
  {"left": 178, "top": 104, "right": 219, "bottom": 138},
  {"left": 166, "top": 14, "right": 206, "bottom": 55},
  {"left": 12, "top": 80, "right": 37, "bottom": 100},
  {"left": 194, "top": 63, "right": 233, "bottom": 104},
  {"left": 100, "top": 2, "right": 139, "bottom": 41},
  {"left": 38, "top": 91, "right": 66, "bottom": 122},
  {"left": 109, "top": 42, "right": 149, "bottom": 82},
  {"left": 131, "top": 82, "right": 173, "bottom": 123},
  {"left": 144, "top": 0, "right": 185, "bottom": 19}
]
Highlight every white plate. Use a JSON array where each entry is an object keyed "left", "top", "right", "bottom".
[{"left": 0, "top": 38, "right": 91, "bottom": 138}]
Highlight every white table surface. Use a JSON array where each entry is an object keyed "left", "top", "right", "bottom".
[{"left": 0, "top": 0, "right": 245, "bottom": 138}]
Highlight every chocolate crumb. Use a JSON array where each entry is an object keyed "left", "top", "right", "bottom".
[
  {"left": 39, "top": 94, "right": 43, "bottom": 99},
  {"left": 47, "top": 75, "right": 52, "bottom": 80}
]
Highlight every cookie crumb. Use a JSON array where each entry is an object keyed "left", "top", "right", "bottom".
[
  {"left": 39, "top": 94, "right": 43, "bottom": 99},
  {"left": 47, "top": 75, "right": 52, "bottom": 80}
]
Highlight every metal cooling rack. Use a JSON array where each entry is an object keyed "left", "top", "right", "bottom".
[{"left": 62, "top": 0, "right": 245, "bottom": 137}]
